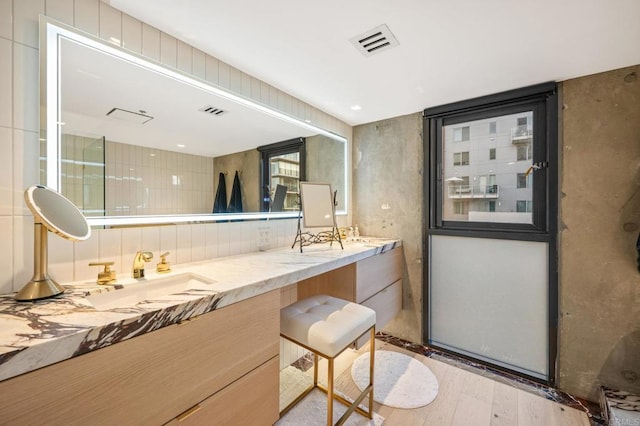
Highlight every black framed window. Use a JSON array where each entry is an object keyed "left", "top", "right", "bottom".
[
  {"left": 425, "top": 82, "right": 557, "bottom": 235},
  {"left": 257, "top": 138, "right": 306, "bottom": 212}
]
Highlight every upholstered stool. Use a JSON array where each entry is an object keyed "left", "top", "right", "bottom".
[{"left": 280, "top": 294, "right": 376, "bottom": 426}]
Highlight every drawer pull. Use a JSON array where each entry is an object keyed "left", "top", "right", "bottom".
[{"left": 176, "top": 404, "right": 202, "bottom": 422}]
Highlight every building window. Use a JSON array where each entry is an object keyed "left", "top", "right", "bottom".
[
  {"left": 517, "top": 173, "right": 529, "bottom": 189},
  {"left": 453, "top": 201, "right": 465, "bottom": 215},
  {"left": 489, "top": 201, "right": 496, "bottom": 212},
  {"left": 517, "top": 144, "right": 532, "bottom": 161},
  {"left": 257, "top": 137, "right": 306, "bottom": 212},
  {"left": 516, "top": 200, "right": 532, "bottom": 212},
  {"left": 426, "top": 82, "right": 556, "bottom": 231},
  {"left": 453, "top": 151, "right": 470, "bottom": 166},
  {"left": 453, "top": 126, "right": 470, "bottom": 142}
]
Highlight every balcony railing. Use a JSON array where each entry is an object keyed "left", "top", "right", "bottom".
[
  {"left": 511, "top": 126, "right": 533, "bottom": 144},
  {"left": 448, "top": 184, "right": 499, "bottom": 199}
]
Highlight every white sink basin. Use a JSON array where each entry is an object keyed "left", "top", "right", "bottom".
[{"left": 86, "top": 272, "right": 217, "bottom": 310}]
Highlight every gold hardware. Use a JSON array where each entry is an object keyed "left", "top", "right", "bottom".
[
  {"left": 132, "top": 251, "right": 153, "bottom": 278},
  {"left": 156, "top": 251, "right": 171, "bottom": 273},
  {"left": 88, "top": 261, "right": 117, "bottom": 284},
  {"left": 175, "top": 404, "right": 202, "bottom": 422}
]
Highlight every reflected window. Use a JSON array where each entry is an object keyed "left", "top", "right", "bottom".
[{"left": 258, "top": 138, "right": 306, "bottom": 212}]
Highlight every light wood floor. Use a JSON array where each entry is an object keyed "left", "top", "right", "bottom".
[{"left": 280, "top": 340, "right": 591, "bottom": 426}]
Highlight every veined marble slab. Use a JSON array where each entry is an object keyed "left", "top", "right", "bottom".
[{"left": 0, "top": 238, "right": 400, "bottom": 382}]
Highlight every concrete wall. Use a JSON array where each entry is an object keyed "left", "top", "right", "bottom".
[
  {"left": 559, "top": 64, "right": 640, "bottom": 401},
  {"left": 213, "top": 150, "right": 261, "bottom": 213},
  {"left": 352, "top": 64, "right": 640, "bottom": 402},
  {"left": 353, "top": 113, "right": 424, "bottom": 343}
]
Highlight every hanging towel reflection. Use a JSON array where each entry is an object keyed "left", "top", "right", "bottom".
[
  {"left": 213, "top": 172, "right": 227, "bottom": 213},
  {"left": 228, "top": 170, "right": 243, "bottom": 213}
]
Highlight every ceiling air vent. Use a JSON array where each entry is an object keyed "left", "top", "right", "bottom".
[
  {"left": 105, "top": 108, "right": 153, "bottom": 124},
  {"left": 199, "top": 105, "right": 227, "bottom": 116},
  {"left": 350, "top": 24, "right": 399, "bottom": 57}
]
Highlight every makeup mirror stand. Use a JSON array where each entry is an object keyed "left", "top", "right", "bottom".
[
  {"left": 15, "top": 186, "right": 91, "bottom": 302},
  {"left": 15, "top": 222, "right": 65, "bottom": 301},
  {"left": 291, "top": 184, "right": 343, "bottom": 253}
]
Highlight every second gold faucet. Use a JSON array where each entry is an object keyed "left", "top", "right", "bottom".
[{"left": 132, "top": 251, "right": 153, "bottom": 278}]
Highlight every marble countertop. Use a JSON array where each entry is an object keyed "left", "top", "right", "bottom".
[{"left": 0, "top": 238, "right": 400, "bottom": 382}]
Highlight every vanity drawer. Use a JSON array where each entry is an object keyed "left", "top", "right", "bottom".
[
  {"left": 0, "top": 290, "right": 280, "bottom": 425},
  {"left": 362, "top": 279, "right": 402, "bottom": 329},
  {"left": 356, "top": 247, "right": 403, "bottom": 303},
  {"left": 357, "top": 279, "right": 402, "bottom": 348},
  {"left": 167, "top": 356, "right": 279, "bottom": 426}
]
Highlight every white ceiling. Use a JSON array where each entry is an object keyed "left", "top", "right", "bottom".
[
  {"left": 60, "top": 35, "right": 320, "bottom": 157},
  {"left": 109, "top": 0, "right": 640, "bottom": 126}
]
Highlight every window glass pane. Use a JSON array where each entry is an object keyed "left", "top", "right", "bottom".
[
  {"left": 269, "top": 152, "right": 300, "bottom": 211},
  {"left": 442, "top": 111, "right": 533, "bottom": 224}
]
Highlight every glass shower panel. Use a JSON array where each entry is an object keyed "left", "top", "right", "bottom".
[
  {"left": 429, "top": 234, "right": 548, "bottom": 379},
  {"left": 82, "top": 137, "right": 105, "bottom": 216},
  {"left": 60, "top": 134, "right": 105, "bottom": 216}
]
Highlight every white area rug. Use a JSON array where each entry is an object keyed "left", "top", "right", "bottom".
[
  {"left": 276, "top": 388, "right": 384, "bottom": 426},
  {"left": 351, "top": 350, "right": 439, "bottom": 409}
]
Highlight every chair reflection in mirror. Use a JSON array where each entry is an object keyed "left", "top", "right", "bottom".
[
  {"left": 270, "top": 184, "right": 288, "bottom": 212},
  {"left": 292, "top": 182, "right": 343, "bottom": 253}
]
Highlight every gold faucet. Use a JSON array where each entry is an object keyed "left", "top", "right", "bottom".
[
  {"left": 132, "top": 251, "right": 153, "bottom": 278},
  {"left": 89, "top": 261, "right": 117, "bottom": 284},
  {"left": 156, "top": 252, "right": 171, "bottom": 273}
]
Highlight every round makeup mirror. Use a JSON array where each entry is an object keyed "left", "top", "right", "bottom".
[{"left": 15, "top": 185, "right": 91, "bottom": 301}]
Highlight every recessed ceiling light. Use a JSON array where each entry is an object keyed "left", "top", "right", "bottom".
[
  {"left": 350, "top": 105, "right": 362, "bottom": 111},
  {"left": 177, "top": 144, "right": 185, "bottom": 148}
]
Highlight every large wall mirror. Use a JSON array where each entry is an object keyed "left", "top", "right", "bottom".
[{"left": 40, "top": 17, "right": 348, "bottom": 227}]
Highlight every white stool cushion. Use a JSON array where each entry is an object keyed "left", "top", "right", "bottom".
[{"left": 281, "top": 295, "right": 376, "bottom": 357}]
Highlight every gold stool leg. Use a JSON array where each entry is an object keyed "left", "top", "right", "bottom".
[
  {"left": 314, "top": 352, "right": 319, "bottom": 387},
  {"left": 368, "top": 327, "right": 375, "bottom": 418},
  {"left": 327, "top": 357, "right": 334, "bottom": 426}
]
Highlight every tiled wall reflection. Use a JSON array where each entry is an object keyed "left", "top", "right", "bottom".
[{"left": 105, "top": 141, "right": 214, "bottom": 216}]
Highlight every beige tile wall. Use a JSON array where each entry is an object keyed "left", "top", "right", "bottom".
[
  {"left": 0, "top": 0, "right": 351, "bottom": 294},
  {"left": 104, "top": 141, "right": 214, "bottom": 216}
]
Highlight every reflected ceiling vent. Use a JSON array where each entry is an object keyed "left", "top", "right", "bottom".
[
  {"left": 350, "top": 24, "right": 399, "bottom": 57},
  {"left": 105, "top": 107, "right": 153, "bottom": 124},
  {"left": 199, "top": 105, "right": 227, "bottom": 116}
]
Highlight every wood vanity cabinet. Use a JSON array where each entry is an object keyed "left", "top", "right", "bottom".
[
  {"left": 297, "top": 246, "right": 403, "bottom": 330},
  {"left": 0, "top": 290, "right": 280, "bottom": 426}
]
